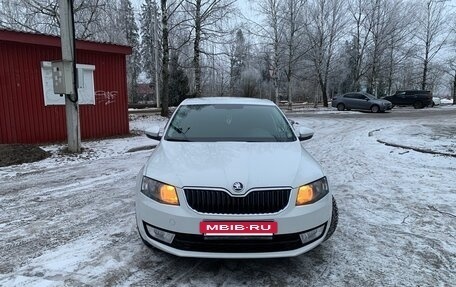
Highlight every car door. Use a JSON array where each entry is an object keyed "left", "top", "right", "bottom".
[
  {"left": 395, "top": 91, "right": 407, "bottom": 105},
  {"left": 342, "top": 94, "right": 357, "bottom": 109},
  {"left": 349, "top": 94, "right": 366, "bottom": 110},
  {"left": 356, "top": 94, "right": 370, "bottom": 110}
]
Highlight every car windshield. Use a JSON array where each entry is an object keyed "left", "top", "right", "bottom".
[
  {"left": 364, "top": 93, "right": 376, "bottom": 99},
  {"left": 164, "top": 104, "right": 296, "bottom": 142}
]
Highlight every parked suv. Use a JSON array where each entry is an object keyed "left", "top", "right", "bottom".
[{"left": 382, "top": 90, "right": 432, "bottom": 109}]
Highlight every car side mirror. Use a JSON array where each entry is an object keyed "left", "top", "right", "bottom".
[
  {"left": 145, "top": 126, "right": 162, "bottom": 141},
  {"left": 298, "top": 127, "right": 314, "bottom": 141}
]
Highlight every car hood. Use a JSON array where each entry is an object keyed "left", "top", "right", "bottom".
[{"left": 144, "top": 141, "right": 324, "bottom": 193}]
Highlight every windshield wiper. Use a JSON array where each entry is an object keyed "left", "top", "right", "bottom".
[
  {"left": 166, "top": 138, "right": 192, "bottom": 142},
  {"left": 168, "top": 123, "right": 192, "bottom": 142},
  {"left": 170, "top": 123, "right": 190, "bottom": 135}
]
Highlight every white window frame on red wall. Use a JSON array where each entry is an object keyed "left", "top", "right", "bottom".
[{"left": 40, "top": 61, "right": 95, "bottom": 106}]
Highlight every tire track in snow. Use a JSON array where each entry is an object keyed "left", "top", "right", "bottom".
[{"left": 0, "top": 153, "right": 148, "bottom": 278}]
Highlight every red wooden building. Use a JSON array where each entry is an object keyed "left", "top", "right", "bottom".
[{"left": 0, "top": 29, "right": 132, "bottom": 144}]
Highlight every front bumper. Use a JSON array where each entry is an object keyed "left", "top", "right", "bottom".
[
  {"left": 135, "top": 188, "right": 333, "bottom": 258},
  {"left": 381, "top": 103, "right": 393, "bottom": 111}
]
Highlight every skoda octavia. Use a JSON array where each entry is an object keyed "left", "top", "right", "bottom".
[{"left": 135, "top": 97, "right": 338, "bottom": 258}]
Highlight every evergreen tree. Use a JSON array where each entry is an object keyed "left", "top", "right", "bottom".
[
  {"left": 121, "top": 0, "right": 141, "bottom": 103},
  {"left": 230, "top": 29, "right": 248, "bottom": 96},
  {"left": 169, "top": 53, "right": 190, "bottom": 106},
  {"left": 140, "top": 0, "right": 159, "bottom": 83}
]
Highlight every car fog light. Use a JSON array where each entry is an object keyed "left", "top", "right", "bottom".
[
  {"left": 146, "top": 225, "right": 175, "bottom": 244},
  {"left": 299, "top": 225, "right": 325, "bottom": 244}
]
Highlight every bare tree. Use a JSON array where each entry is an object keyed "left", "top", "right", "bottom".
[
  {"left": 161, "top": 0, "right": 171, "bottom": 116},
  {"left": 93, "top": 1, "right": 123, "bottom": 43},
  {"left": 346, "top": 0, "right": 373, "bottom": 91},
  {"left": 366, "top": 0, "right": 387, "bottom": 96},
  {"left": 383, "top": 0, "right": 415, "bottom": 95},
  {"left": 450, "top": 19, "right": 456, "bottom": 105},
  {"left": 182, "top": 0, "right": 236, "bottom": 97},
  {"left": 282, "top": 0, "right": 307, "bottom": 107},
  {"left": 256, "top": 0, "right": 284, "bottom": 104},
  {"left": 305, "top": 0, "right": 346, "bottom": 107},
  {"left": 0, "top": 0, "right": 60, "bottom": 34},
  {"left": 451, "top": 62, "right": 456, "bottom": 104},
  {"left": 363, "top": 0, "right": 414, "bottom": 97},
  {"left": 159, "top": 0, "right": 186, "bottom": 115},
  {"left": 416, "top": 0, "right": 452, "bottom": 90},
  {"left": 0, "top": 0, "right": 116, "bottom": 41},
  {"left": 446, "top": 33, "right": 456, "bottom": 105}
]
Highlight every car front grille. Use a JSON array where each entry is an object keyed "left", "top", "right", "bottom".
[
  {"left": 171, "top": 232, "right": 304, "bottom": 253},
  {"left": 183, "top": 188, "right": 291, "bottom": 214}
]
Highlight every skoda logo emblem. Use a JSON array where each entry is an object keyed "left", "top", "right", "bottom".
[{"left": 232, "top": 182, "right": 244, "bottom": 192}]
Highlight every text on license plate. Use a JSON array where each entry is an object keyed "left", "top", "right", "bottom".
[{"left": 200, "top": 221, "right": 278, "bottom": 236}]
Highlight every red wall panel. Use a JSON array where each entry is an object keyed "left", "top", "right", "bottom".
[{"left": 0, "top": 37, "right": 130, "bottom": 144}]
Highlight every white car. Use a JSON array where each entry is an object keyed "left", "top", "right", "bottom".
[
  {"left": 432, "top": 97, "right": 441, "bottom": 107},
  {"left": 135, "top": 97, "right": 338, "bottom": 258}
]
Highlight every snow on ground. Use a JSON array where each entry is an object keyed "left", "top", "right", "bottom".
[
  {"left": 129, "top": 114, "right": 168, "bottom": 133},
  {"left": 0, "top": 115, "right": 168, "bottom": 178},
  {"left": 0, "top": 109, "right": 455, "bottom": 286},
  {"left": 373, "top": 124, "right": 456, "bottom": 156}
]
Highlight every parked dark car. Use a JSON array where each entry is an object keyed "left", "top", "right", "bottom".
[
  {"left": 331, "top": 92, "right": 393, "bottom": 113},
  {"left": 382, "top": 90, "right": 432, "bottom": 109}
]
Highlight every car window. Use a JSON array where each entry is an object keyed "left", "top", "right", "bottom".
[
  {"left": 344, "top": 94, "right": 355, "bottom": 99},
  {"left": 355, "top": 95, "right": 367, "bottom": 100},
  {"left": 164, "top": 104, "right": 297, "bottom": 142},
  {"left": 364, "top": 93, "right": 376, "bottom": 99}
]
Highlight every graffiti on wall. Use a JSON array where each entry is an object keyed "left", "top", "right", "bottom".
[{"left": 95, "top": 90, "right": 118, "bottom": 105}]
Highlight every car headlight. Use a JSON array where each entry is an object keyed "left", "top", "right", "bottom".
[
  {"left": 296, "top": 177, "right": 329, "bottom": 205},
  {"left": 141, "top": 177, "right": 179, "bottom": 205}
]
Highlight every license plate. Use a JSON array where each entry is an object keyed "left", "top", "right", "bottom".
[{"left": 200, "top": 221, "right": 278, "bottom": 236}]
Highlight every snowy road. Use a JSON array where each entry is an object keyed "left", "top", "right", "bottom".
[{"left": 1, "top": 109, "right": 455, "bottom": 286}]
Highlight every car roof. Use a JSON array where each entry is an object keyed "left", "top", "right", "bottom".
[
  {"left": 396, "top": 90, "right": 430, "bottom": 93},
  {"left": 343, "top": 92, "right": 366, "bottom": 96},
  {"left": 180, "top": 97, "right": 275, "bottom": 106}
]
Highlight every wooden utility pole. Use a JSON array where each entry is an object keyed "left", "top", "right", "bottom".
[{"left": 59, "top": 0, "right": 81, "bottom": 153}]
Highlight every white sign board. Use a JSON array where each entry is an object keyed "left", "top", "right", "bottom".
[{"left": 41, "top": 61, "right": 95, "bottom": 105}]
